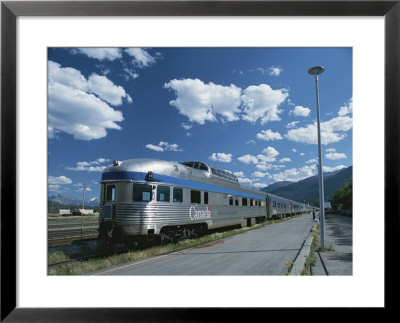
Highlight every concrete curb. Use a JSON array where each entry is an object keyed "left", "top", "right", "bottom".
[{"left": 289, "top": 223, "right": 317, "bottom": 275}]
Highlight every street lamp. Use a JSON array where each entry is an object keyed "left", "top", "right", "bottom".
[{"left": 308, "top": 66, "right": 326, "bottom": 248}]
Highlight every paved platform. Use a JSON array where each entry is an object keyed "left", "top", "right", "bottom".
[{"left": 311, "top": 214, "right": 353, "bottom": 275}]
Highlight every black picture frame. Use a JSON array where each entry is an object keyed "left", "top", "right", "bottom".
[{"left": 1, "top": 0, "right": 398, "bottom": 321}]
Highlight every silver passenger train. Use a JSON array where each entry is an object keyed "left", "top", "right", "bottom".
[{"left": 99, "top": 158, "right": 310, "bottom": 244}]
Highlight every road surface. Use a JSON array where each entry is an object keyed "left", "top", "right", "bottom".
[{"left": 90, "top": 213, "right": 315, "bottom": 276}]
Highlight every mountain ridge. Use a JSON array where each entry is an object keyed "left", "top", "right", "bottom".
[
  {"left": 261, "top": 166, "right": 352, "bottom": 203},
  {"left": 48, "top": 193, "right": 100, "bottom": 207}
]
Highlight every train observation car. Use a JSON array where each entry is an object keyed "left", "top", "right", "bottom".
[
  {"left": 99, "top": 158, "right": 268, "bottom": 244},
  {"left": 98, "top": 158, "right": 310, "bottom": 244}
]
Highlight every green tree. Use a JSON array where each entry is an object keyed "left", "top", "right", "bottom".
[{"left": 331, "top": 178, "right": 352, "bottom": 211}]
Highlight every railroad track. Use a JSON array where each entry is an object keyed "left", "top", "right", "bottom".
[{"left": 48, "top": 223, "right": 99, "bottom": 247}]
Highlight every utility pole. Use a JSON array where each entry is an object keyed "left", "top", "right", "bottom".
[
  {"left": 81, "top": 180, "right": 86, "bottom": 238},
  {"left": 82, "top": 180, "right": 86, "bottom": 210},
  {"left": 308, "top": 66, "right": 326, "bottom": 248}
]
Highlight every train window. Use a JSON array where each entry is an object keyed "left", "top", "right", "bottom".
[
  {"left": 199, "top": 163, "right": 208, "bottom": 171},
  {"left": 133, "top": 183, "right": 152, "bottom": 202},
  {"left": 106, "top": 185, "right": 116, "bottom": 201},
  {"left": 204, "top": 192, "right": 209, "bottom": 204},
  {"left": 229, "top": 195, "right": 233, "bottom": 206},
  {"left": 235, "top": 199, "right": 239, "bottom": 206},
  {"left": 157, "top": 185, "right": 170, "bottom": 202},
  {"left": 242, "top": 197, "right": 247, "bottom": 206},
  {"left": 173, "top": 187, "right": 183, "bottom": 203},
  {"left": 182, "top": 161, "right": 194, "bottom": 168},
  {"left": 191, "top": 190, "right": 201, "bottom": 204},
  {"left": 250, "top": 198, "right": 253, "bottom": 206}
]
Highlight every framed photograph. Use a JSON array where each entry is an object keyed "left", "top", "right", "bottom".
[{"left": 2, "top": 0, "right": 398, "bottom": 320}]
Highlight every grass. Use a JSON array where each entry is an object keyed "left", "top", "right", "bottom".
[
  {"left": 301, "top": 226, "right": 319, "bottom": 275},
  {"left": 318, "top": 241, "right": 335, "bottom": 252},
  {"left": 48, "top": 251, "right": 70, "bottom": 264},
  {"left": 284, "top": 261, "right": 295, "bottom": 275},
  {"left": 48, "top": 214, "right": 99, "bottom": 224},
  {"left": 300, "top": 224, "right": 335, "bottom": 275},
  {"left": 49, "top": 215, "right": 301, "bottom": 275}
]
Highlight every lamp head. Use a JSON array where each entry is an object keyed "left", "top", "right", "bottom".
[{"left": 308, "top": 66, "right": 325, "bottom": 75}]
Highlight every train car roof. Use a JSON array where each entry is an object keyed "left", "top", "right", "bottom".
[{"left": 101, "top": 158, "right": 266, "bottom": 198}]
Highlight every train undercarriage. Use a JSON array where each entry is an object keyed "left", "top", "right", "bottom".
[
  {"left": 98, "top": 222, "right": 209, "bottom": 247},
  {"left": 158, "top": 223, "right": 208, "bottom": 245}
]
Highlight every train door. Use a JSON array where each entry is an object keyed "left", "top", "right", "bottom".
[
  {"left": 103, "top": 183, "right": 117, "bottom": 221},
  {"left": 265, "top": 197, "right": 270, "bottom": 219}
]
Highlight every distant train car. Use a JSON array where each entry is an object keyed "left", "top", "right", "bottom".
[
  {"left": 267, "top": 193, "right": 293, "bottom": 219},
  {"left": 291, "top": 201, "right": 305, "bottom": 216},
  {"left": 98, "top": 158, "right": 309, "bottom": 244}
]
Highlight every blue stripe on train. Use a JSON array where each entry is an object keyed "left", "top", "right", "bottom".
[{"left": 101, "top": 171, "right": 265, "bottom": 200}]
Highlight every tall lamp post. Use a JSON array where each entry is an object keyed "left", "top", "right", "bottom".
[{"left": 308, "top": 66, "right": 326, "bottom": 248}]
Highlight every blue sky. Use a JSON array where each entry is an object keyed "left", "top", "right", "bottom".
[{"left": 48, "top": 47, "right": 352, "bottom": 201}]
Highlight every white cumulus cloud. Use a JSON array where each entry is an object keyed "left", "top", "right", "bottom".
[
  {"left": 272, "top": 165, "right": 317, "bottom": 182},
  {"left": 87, "top": 74, "right": 129, "bottom": 106},
  {"left": 306, "top": 158, "right": 318, "bottom": 164},
  {"left": 238, "top": 147, "right": 280, "bottom": 168},
  {"left": 48, "top": 61, "right": 131, "bottom": 140},
  {"left": 125, "top": 48, "right": 157, "bottom": 68},
  {"left": 164, "top": 79, "right": 288, "bottom": 126},
  {"left": 268, "top": 66, "right": 283, "bottom": 76},
  {"left": 338, "top": 98, "right": 353, "bottom": 116},
  {"left": 289, "top": 105, "right": 311, "bottom": 117},
  {"left": 241, "top": 84, "right": 288, "bottom": 124},
  {"left": 261, "top": 146, "right": 280, "bottom": 158},
  {"left": 145, "top": 144, "right": 164, "bottom": 152},
  {"left": 325, "top": 152, "right": 347, "bottom": 160},
  {"left": 145, "top": 142, "right": 183, "bottom": 152},
  {"left": 209, "top": 153, "right": 232, "bottom": 163},
  {"left": 181, "top": 123, "right": 192, "bottom": 130},
  {"left": 286, "top": 121, "right": 299, "bottom": 128},
  {"left": 72, "top": 48, "right": 122, "bottom": 61},
  {"left": 237, "top": 154, "right": 259, "bottom": 164},
  {"left": 48, "top": 175, "right": 72, "bottom": 185},
  {"left": 285, "top": 116, "right": 352, "bottom": 145},
  {"left": 66, "top": 158, "right": 110, "bottom": 171},
  {"left": 252, "top": 171, "right": 266, "bottom": 178},
  {"left": 164, "top": 78, "right": 242, "bottom": 125},
  {"left": 256, "top": 129, "right": 282, "bottom": 141},
  {"left": 237, "top": 177, "right": 255, "bottom": 184},
  {"left": 323, "top": 165, "right": 347, "bottom": 172}
]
